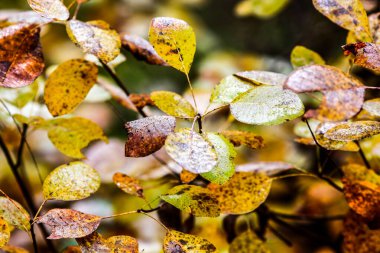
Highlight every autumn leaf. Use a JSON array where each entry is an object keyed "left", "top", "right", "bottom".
[
  {"left": 369, "top": 12, "right": 380, "bottom": 44},
  {"left": 37, "top": 209, "right": 102, "bottom": 239},
  {"left": 161, "top": 185, "right": 220, "bottom": 217},
  {"left": 0, "top": 10, "right": 52, "bottom": 24},
  {"left": 67, "top": 20, "right": 121, "bottom": 63},
  {"left": 149, "top": 17, "right": 196, "bottom": 74},
  {"left": 220, "top": 130, "right": 264, "bottom": 149},
  {"left": 163, "top": 230, "right": 217, "bottom": 253},
  {"left": 229, "top": 230, "right": 270, "bottom": 253},
  {"left": 230, "top": 85, "right": 304, "bottom": 125},
  {"left": 235, "top": 0, "right": 289, "bottom": 19},
  {"left": 107, "top": 235, "right": 139, "bottom": 253},
  {"left": 43, "top": 161, "right": 101, "bottom": 201},
  {"left": 290, "top": 45, "right": 325, "bottom": 68},
  {"left": 0, "top": 23, "right": 44, "bottom": 88},
  {"left": 0, "top": 197, "right": 30, "bottom": 231},
  {"left": 77, "top": 232, "right": 139, "bottom": 253},
  {"left": 151, "top": 91, "right": 197, "bottom": 118},
  {"left": 0, "top": 245, "right": 29, "bottom": 253},
  {"left": 112, "top": 172, "right": 144, "bottom": 198},
  {"left": 208, "top": 172, "right": 272, "bottom": 214},
  {"left": 315, "top": 122, "right": 360, "bottom": 151},
  {"left": 0, "top": 79, "right": 39, "bottom": 108},
  {"left": 324, "top": 121, "right": 380, "bottom": 141},
  {"left": 312, "top": 0, "right": 372, "bottom": 42},
  {"left": 165, "top": 129, "right": 218, "bottom": 174},
  {"left": 180, "top": 170, "right": 198, "bottom": 184},
  {"left": 236, "top": 161, "right": 303, "bottom": 178},
  {"left": 342, "top": 42, "right": 380, "bottom": 73},
  {"left": 121, "top": 33, "right": 167, "bottom": 66},
  {"left": 27, "top": 0, "right": 69, "bottom": 21},
  {"left": 0, "top": 217, "right": 10, "bottom": 248},
  {"left": 129, "top": 93, "right": 154, "bottom": 109},
  {"left": 363, "top": 98, "right": 380, "bottom": 116},
  {"left": 125, "top": 116, "right": 176, "bottom": 157},
  {"left": 62, "top": 246, "right": 82, "bottom": 253},
  {"left": 44, "top": 59, "right": 98, "bottom": 116},
  {"left": 234, "top": 70, "right": 287, "bottom": 86}
]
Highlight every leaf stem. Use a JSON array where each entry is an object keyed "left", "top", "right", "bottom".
[
  {"left": 354, "top": 140, "right": 371, "bottom": 169},
  {"left": 196, "top": 113, "right": 203, "bottom": 134},
  {"left": 139, "top": 212, "right": 169, "bottom": 232},
  {"left": 33, "top": 199, "right": 47, "bottom": 222}
]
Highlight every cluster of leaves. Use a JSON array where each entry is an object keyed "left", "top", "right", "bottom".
[{"left": 1, "top": 0, "right": 380, "bottom": 252}]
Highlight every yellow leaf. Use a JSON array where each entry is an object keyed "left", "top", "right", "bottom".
[
  {"left": 149, "top": 17, "right": 196, "bottom": 74},
  {"left": 290, "top": 45, "right": 325, "bottom": 68},
  {"left": 151, "top": 91, "right": 197, "bottom": 118},
  {"left": 27, "top": 0, "right": 69, "bottom": 20},
  {"left": 44, "top": 59, "right": 98, "bottom": 116},
  {"left": 229, "top": 230, "right": 270, "bottom": 253},
  {"left": 43, "top": 161, "right": 101, "bottom": 201},
  {"left": 77, "top": 232, "right": 139, "bottom": 253},
  {"left": 112, "top": 172, "right": 144, "bottom": 198},
  {"left": 163, "top": 230, "right": 217, "bottom": 253},
  {"left": 220, "top": 130, "right": 264, "bottom": 149},
  {"left": 180, "top": 170, "right": 198, "bottom": 184},
  {"left": 0, "top": 197, "right": 30, "bottom": 231},
  {"left": 324, "top": 121, "right": 380, "bottom": 141},
  {"left": 0, "top": 217, "right": 10, "bottom": 248}
]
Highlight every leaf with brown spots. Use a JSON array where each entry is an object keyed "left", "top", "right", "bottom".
[
  {"left": 312, "top": 0, "right": 372, "bottom": 41},
  {"left": 0, "top": 197, "right": 30, "bottom": 231},
  {"left": 208, "top": 172, "right": 272, "bottom": 214},
  {"left": 27, "top": 0, "right": 69, "bottom": 20},
  {"left": 77, "top": 232, "right": 139, "bottom": 253},
  {"left": 149, "top": 17, "right": 196, "bottom": 74},
  {"left": 229, "top": 230, "right": 270, "bottom": 253},
  {"left": 220, "top": 130, "right": 264, "bottom": 149},
  {"left": 315, "top": 122, "right": 360, "bottom": 151},
  {"left": 161, "top": 185, "right": 220, "bottom": 217},
  {"left": 180, "top": 170, "right": 198, "bottom": 184},
  {"left": 342, "top": 42, "right": 380, "bottom": 72},
  {"left": 112, "top": 172, "right": 144, "bottom": 198},
  {"left": 66, "top": 20, "right": 121, "bottom": 63},
  {"left": 37, "top": 209, "right": 102, "bottom": 239},
  {"left": 129, "top": 93, "right": 154, "bottom": 109},
  {"left": 233, "top": 70, "right": 287, "bottom": 86},
  {"left": 151, "top": 91, "right": 197, "bottom": 119},
  {"left": 290, "top": 45, "right": 325, "bottom": 68},
  {"left": 0, "top": 217, "right": 10, "bottom": 248},
  {"left": 0, "top": 23, "right": 44, "bottom": 88},
  {"left": 44, "top": 59, "right": 98, "bottom": 116},
  {"left": 125, "top": 116, "right": 176, "bottom": 157},
  {"left": 324, "top": 121, "right": 380, "bottom": 141},
  {"left": 121, "top": 34, "right": 167, "bottom": 66},
  {"left": 163, "top": 230, "right": 217, "bottom": 253},
  {"left": 369, "top": 12, "right": 380, "bottom": 44}
]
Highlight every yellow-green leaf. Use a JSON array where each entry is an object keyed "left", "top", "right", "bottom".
[
  {"left": 234, "top": 70, "right": 287, "bottom": 86},
  {"left": 161, "top": 185, "right": 220, "bottom": 217},
  {"left": 290, "top": 45, "right": 325, "bottom": 68},
  {"left": 229, "top": 230, "right": 270, "bottom": 253},
  {"left": 163, "top": 230, "right": 217, "bottom": 253},
  {"left": 208, "top": 172, "right": 272, "bottom": 214},
  {"left": 149, "top": 17, "right": 196, "bottom": 74},
  {"left": 324, "top": 121, "right": 380, "bottom": 141},
  {"left": 235, "top": 0, "right": 289, "bottom": 19},
  {"left": 0, "top": 217, "right": 10, "bottom": 248},
  {"left": 0, "top": 79, "right": 39, "bottom": 108},
  {"left": 66, "top": 20, "right": 121, "bottom": 63},
  {"left": 151, "top": 91, "right": 197, "bottom": 118},
  {"left": 27, "top": 0, "right": 69, "bottom": 21},
  {"left": 0, "top": 197, "right": 30, "bottom": 231},
  {"left": 43, "top": 161, "right": 101, "bottom": 201},
  {"left": 44, "top": 59, "right": 98, "bottom": 116}
]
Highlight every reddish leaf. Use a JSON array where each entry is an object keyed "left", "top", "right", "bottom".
[
  {"left": 343, "top": 42, "right": 380, "bottom": 73},
  {"left": 129, "top": 93, "right": 154, "bottom": 109}
]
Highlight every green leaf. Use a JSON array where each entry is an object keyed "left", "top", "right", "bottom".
[
  {"left": 0, "top": 197, "right": 30, "bottom": 231},
  {"left": 0, "top": 217, "right": 10, "bottom": 248},
  {"left": 235, "top": 0, "right": 289, "bottom": 19},
  {"left": 201, "top": 133, "right": 236, "bottom": 184},
  {"left": 163, "top": 230, "right": 217, "bottom": 253},
  {"left": 161, "top": 185, "right": 220, "bottom": 217},
  {"left": 149, "top": 17, "right": 196, "bottom": 74},
  {"left": 290, "top": 45, "right": 325, "bottom": 68},
  {"left": 165, "top": 129, "right": 218, "bottom": 174},
  {"left": 151, "top": 91, "right": 197, "bottom": 118},
  {"left": 363, "top": 98, "right": 380, "bottom": 116},
  {"left": 66, "top": 20, "right": 121, "bottom": 63},
  {"left": 43, "top": 161, "right": 101, "bottom": 201},
  {"left": 324, "top": 121, "right": 380, "bottom": 141},
  {"left": 27, "top": 0, "right": 69, "bottom": 20},
  {"left": 234, "top": 70, "right": 287, "bottom": 86},
  {"left": 230, "top": 85, "right": 304, "bottom": 125},
  {"left": 229, "top": 230, "right": 270, "bottom": 253},
  {"left": 44, "top": 59, "right": 98, "bottom": 116}
]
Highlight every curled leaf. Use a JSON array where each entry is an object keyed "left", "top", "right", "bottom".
[
  {"left": 0, "top": 217, "right": 10, "bottom": 248},
  {"left": 342, "top": 42, "right": 380, "bottom": 73},
  {"left": 220, "top": 130, "right": 264, "bottom": 149},
  {"left": 234, "top": 70, "right": 287, "bottom": 86},
  {"left": 229, "top": 230, "right": 270, "bottom": 253},
  {"left": 163, "top": 230, "right": 217, "bottom": 253},
  {"left": 151, "top": 91, "right": 197, "bottom": 118},
  {"left": 27, "top": 0, "right": 69, "bottom": 20},
  {"left": 0, "top": 197, "right": 30, "bottom": 231},
  {"left": 324, "top": 121, "right": 380, "bottom": 141},
  {"left": 112, "top": 172, "right": 144, "bottom": 198},
  {"left": 290, "top": 45, "right": 325, "bottom": 68}
]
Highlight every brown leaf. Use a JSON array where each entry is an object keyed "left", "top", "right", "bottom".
[
  {"left": 125, "top": 116, "right": 176, "bottom": 157},
  {"left": 37, "top": 209, "right": 102, "bottom": 239},
  {"left": 0, "top": 23, "right": 44, "bottom": 88},
  {"left": 121, "top": 34, "right": 167, "bottom": 66},
  {"left": 220, "top": 130, "right": 264, "bottom": 149},
  {"left": 129, "top": 93, "right": 154, "bottom": 109},
  {"left": 77, "top": 232, "right": 109, "bottom": 252},
  {"left": 112, "top": 172, "right": 144, "bottom": 198},
  {"left": 342, "top": 42, "right": 380, "bottom": 72}
]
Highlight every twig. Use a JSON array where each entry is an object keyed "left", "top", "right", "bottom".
[
  {"left": 269, "top": 211, "right": 345, "bottom": 222},
  {"left": 354, "top": 140, "right": 371, "bottom": 169},
  {"left": 267, "top": 224, "right": 292, "bottom": 247},
  {"left": 196, "top": 113, "right": 203, "bottom": 134}
]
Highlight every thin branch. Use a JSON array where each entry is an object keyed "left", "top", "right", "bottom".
[
  {"left": 267, "top": 224, "right": 292, "bottom": 247},
  {"left": 269, "top": 211, "right": 345, "bottom": 222},
  {"left": 196, "top": 113, "right": 203, "bottom": 134},
  {"left": 354, "top": 140, "right": 371, "bottom": 169}
]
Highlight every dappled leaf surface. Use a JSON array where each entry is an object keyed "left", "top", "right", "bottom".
[
  {"left": 163, "top": 230, "right": 217, "bottom": 253},
  {"left": 324, "top": 121, "right": 380, "bottom": 141},
  {"left": 44, "top": 59, "right": 98, "bottom": 116},
  {"left": 149, "top": 17, "right": 196, "bottom": 74},
  {"left": 125, "top": 116, "right": 176, "bottom": 157},
  {"left": 208, "top": 172, "right": 272, "bottom": 214},
  {"left": 0, "top": 197, "right": 30, "bottom": 231},
  {"left": 27, "top": 0, "right": 69, "bottom": 20},
  {"left": 0, "top": 217, "right": 10, "bottom": 248},
  {"left": 77, "top": 232, "right": 139, "bottom": 253},
  {"left": 220, "top": 130, "right": 264, "bottom": 149},
  {"left": 161, "top": 185, "right": 220, "bottom": 217},
  {"left": 342, "top": 42, "right": 380, "bottom": 72},
  {"left": 37, "top": 209, "right": 102, "bottom": 239},
  {"left": 43, "top": 161, "right": 101, "bottom": 201},
  {"left": 290, "top": 45, "right": 325, "bottom": 68},
  {"left": 315, "top": 122, "right": 360, "bottom": 151},
  {"left": 180, "top": 170, "right": 197, "bottom": 184},
  {"left": 229, "top": 230, "right": 270, "bottom": 253},
  {"left": 233, "top": 70, "right": 287, "bottom": 86},
  {"left": 0, "top": 23, "right": 44, "bottom": 88},
  {"left": 151, "top": 91, "right": 197, "bottom": 118},
  {"left": 369, "top": 12, "right": 380, "bottom": 44},
  {"left": 112, "top": 172, "right": 144, "bottom": 198}
]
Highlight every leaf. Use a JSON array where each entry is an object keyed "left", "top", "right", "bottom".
[
  {"left": 44, "top": 59, "right": 98, "bottom": 116},
  {"left": 161, "top": 185, "right": 220, "bottom": 217},
  {"left": 315, "top": 122, "right": 360, "bottom": 151},
  {"left": 121, "top": 34, "right": 167, "bottom": 66},
  {"left": 363, "top": 98, "right": 380, "bottom": 116},
  {"left": 369, "top": 12, "right": 380, "bottom": 44},
  {"left": 229, "top": 230, "right": 270, "bottom": 253},
  {"left": 62, "top": 246, "right": 82, "bottom": 253},
  {"left": 234, "top": 70, "right": 287, "bottom": 86},
  {"left": 27, "top": 0, "right": 69, "bottom": 20},
  {"left": 290, "top": 45, "right": 325, "bottom": 68},
  {"left": 236, "top": 161, "right": 303, "bottom": 178},
  {"left": 129, "top": 93, "right": 154, "bottom": 109},
  {"left": 163, "top": 230, "right": 217, "bottom": 253},
  {"left": 112, "top": 172, "right": 144, "bottom": 198},
  {"left": 0, "top": 23, "right": 44, "bottom": 88},
  {"left": 66, "top": 20, "right": 121, "bottom": 63},
  {"left": 220, "top": 130, "right": 264, "bottom": 149},
  {"left": 37, "top": 209, "right": 102, "bottom": 239},
  {"left": 77, "top": 232, "right": 139, "bottom": 253},
  {"left": 0, "top": 245, "right": 29, "bottom": 253},
  {"left": 0, "top": 10, "right": 52, "bottom": 24},
  {"left": 0, "top": 217, "right": 10, "bottom": 248},
  {"left": 180, "top": 170, "right": 198, "bottom": 184},
  {"left": 125, "top": 116, "right": 176, "bottom": 157},
  {"left": 165, "top": 129, "right": 218, "bottom": 174},
  {"left": 77, "top": 232, "right": 109, "bottom": 252},
  {"left": 324, "top": 121, "right": 380, "bottom": 141},
  {"left": 235, "top": 0, "right": 289, "bottom": 19},
  {"left": 208, "top": 172, "right": 272, "bottom": 214},
  {"left": 209, "top": 75, "right": 252, "bottom": 106},
  {"left": 46, "top": 117, "right": 108, "bottom": 159},
  {"left": 43, "top": 161, "right": 101, "bottom": 201},
  {"left": 107, "top": 235, "right": 139, "bottom": 253},
  {"left": 0, "top": 79, "right": 39, "bottom": 108},
  {"left": 149, "top": 17, "right": 196, "bottom": 74},
  {"left": 342, "top": 42, "right": 380, "bottom": 72},
  {"left": 151, "top": 91, "right": 197, "bottom": 118},
  {"left": 312, "top": 0, "right": 372, "bottom": 41},
  {"left": 230, "top": 85, "right": 304, "bottom": 125},
  {"left": 200, "top": 133, "right": 236, "bottom": 185},
  {"left": 0, "top": 197, "right": 30, "bottom": 231}
]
